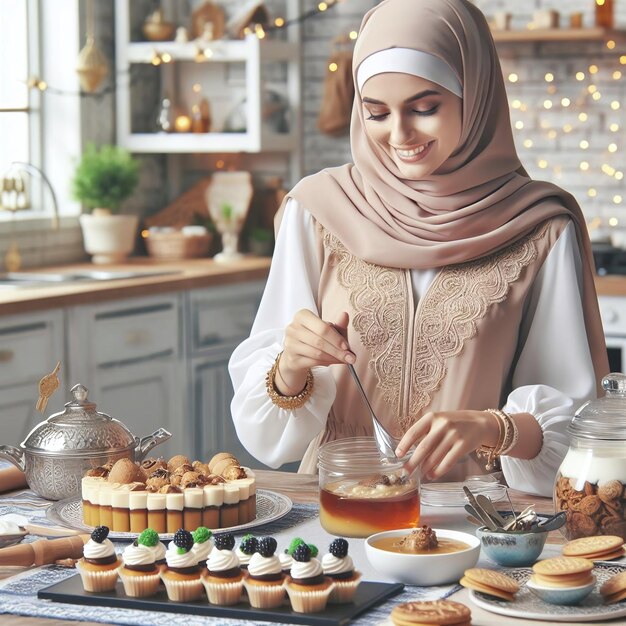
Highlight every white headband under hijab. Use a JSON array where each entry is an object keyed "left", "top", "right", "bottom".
[{"left": 356, "top": 48, "right": 463, "bottom": 97}]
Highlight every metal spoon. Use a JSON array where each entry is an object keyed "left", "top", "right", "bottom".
[
  {"left": 464, "top": 503, "right": 498, "bottom": 530},
  {"left": 463, "top": 486, "right": 499, "bottom": 530},
  {"left": 535, "top": 511, "right": 567, "bottom": 532},
  {"left": 347, "top": 363, "right": 398, "bottom": 460},
  {"left": 476, "top": 494, "right": 508, "bottom": 528}
]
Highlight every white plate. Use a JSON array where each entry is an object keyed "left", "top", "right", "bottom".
[
  {"left": 470, "top": 562, "right": 626, "bottom": 622},
  {"left": 46, "top": 489, "right": 292, "bottom": 540},
  {"left": 421, "top": 476, "right": 507, "bottom": 507}
]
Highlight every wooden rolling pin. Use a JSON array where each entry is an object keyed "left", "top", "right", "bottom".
[
  {"left": 0, "top": 466, "right": 28, "bottom": 493},
  {"left": 0, "top": 534, "right": 90, "bottom": 566}
]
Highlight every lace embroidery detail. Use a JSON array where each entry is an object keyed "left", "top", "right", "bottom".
[
  {"left": 323, "top": 229, "right": 407, "bottom": 411},
  {"left": 404, "top": 221, "right": 551, "bottom": 430},
  {"left": 324, "top": 222, "right": 551, "bottom": 431}
]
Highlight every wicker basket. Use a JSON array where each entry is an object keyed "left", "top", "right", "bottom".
[{"left": 145, "top": 231, "right": 213, "bottom": 259}]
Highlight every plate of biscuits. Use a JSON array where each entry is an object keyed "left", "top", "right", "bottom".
[{"left": 463, "top": 560, "right": 626, "bottom": 622}]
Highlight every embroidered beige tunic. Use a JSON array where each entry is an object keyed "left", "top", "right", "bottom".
[{"left": 229, "top": 200, "right": 597, "bottom": 495}]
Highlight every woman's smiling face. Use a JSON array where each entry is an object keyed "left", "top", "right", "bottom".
[{"left": 361, "top": 73, "right": 463, "bottom": 180}]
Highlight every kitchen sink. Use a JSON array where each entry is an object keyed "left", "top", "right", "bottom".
[{"left": 0, "top": 269, "right": 181, "bottom": 289}]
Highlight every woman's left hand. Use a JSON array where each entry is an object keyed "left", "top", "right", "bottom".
[{"left": 395, "top": 410, "right": 499, "bottom": 479}]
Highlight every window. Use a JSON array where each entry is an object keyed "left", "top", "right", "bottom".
[{"left": 0, "top": 0, "right": 41, "bottom": 216}]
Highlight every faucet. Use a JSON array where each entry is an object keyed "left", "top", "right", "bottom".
[{"left": 0, "top": 161, "right": 59, "bottom": 229}]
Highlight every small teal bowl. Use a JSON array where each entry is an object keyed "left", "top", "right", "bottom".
[
  {"left": 526, "top": 577, "right": 596, "bottom": 605},
  {"left": 476, "top": 526, "right": 548, "bottom": 567}
]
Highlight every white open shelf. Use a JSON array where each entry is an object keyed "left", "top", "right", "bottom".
[{"left": 115, "top": 0, "right": 301, "bottom": 161}]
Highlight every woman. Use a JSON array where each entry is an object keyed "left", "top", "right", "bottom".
[{"left": 229, "top": 0, "right": 608, "bottom": 496}]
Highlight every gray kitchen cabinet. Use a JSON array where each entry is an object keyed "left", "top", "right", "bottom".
[
  {"left": 66, "top": 294, "right": 185, "bottom": 459},
  {"left": 0, "top": 310, "right": 65, "bottom": 447},
  {"left": 0, "top": 278, "right": 267, "bottom": 465},
  {"left": 186, "top": 280, "right": 265, "bottom": 464}
]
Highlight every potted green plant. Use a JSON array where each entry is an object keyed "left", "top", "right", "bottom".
[
  {"left": 248, "top": 226, "right": 274, "bottom": 257},
  {"left": 72, "top": 144, "right": 140, "bottom": 264}
]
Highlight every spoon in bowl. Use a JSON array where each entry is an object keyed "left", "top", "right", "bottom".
[{"left": 475, "top": 494, "right": 508, "bottom": 528}]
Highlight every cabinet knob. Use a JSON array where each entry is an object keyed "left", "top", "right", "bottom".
[
  {"left": 604, "top": 309, "right": 619, "bottom": 324},
  {"left": 125, "top": 330, "right": 151, "bottom": 346},
  {"left": 0, "top": 349, "right": 14, "bottom": 363}
]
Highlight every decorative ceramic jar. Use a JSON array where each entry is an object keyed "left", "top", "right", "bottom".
[
  {"left": 0, "top": 384, "right": 171, "bottom": 500},
  {"left": 318, "top": 437, "right": 419, "bottom": 538},
  {"left": 554, "top": 373, "right": 626, "bottom": 540}
]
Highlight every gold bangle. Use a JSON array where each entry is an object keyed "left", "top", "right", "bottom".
[
  {"left": 265, "top": 351, "right": 314, "bottom": 410},
  {"left": 489, "top": 408, "right": 516, "bottom": 457},
  {"left": 476, "top": 409, "right": 518, "bottom": 470}
]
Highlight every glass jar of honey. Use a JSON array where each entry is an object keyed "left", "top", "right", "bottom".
[{"left": 318, "top": 437, "right": 420, "bottom": 538}]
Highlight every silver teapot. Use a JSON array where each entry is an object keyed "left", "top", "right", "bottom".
[{"left": 0, "top": 384, "right": 171, "bottom": 500}]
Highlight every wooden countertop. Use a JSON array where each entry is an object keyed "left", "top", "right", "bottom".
[
  {"left": 594, "top": 275, "right": 626, "bottom": 297},
  {"left": 3, "top": 260, "right": 626, "bottom": 318},
  {"left": 0, "top": 257, "right": 271, "bottom": 317}
]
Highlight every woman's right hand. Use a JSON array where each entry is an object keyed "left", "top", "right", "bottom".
[{"left": 277, "top": 310, "right": 356, "bottom": 394}]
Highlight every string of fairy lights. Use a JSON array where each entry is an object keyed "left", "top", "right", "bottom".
[
  {"left": 505, "top": 39, "right": 626, "bottom": 224},
  {"left": 25, "top": 0, "right": 349, "bottom": 95}
]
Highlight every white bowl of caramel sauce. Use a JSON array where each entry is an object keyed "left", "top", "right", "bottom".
[{"left": 365, "top": 526, "right": 480, "bottom": 586}]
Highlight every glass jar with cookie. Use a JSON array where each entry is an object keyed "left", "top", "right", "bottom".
[{"left": 555, "top": 373, "right": 626, "bottom": 540}]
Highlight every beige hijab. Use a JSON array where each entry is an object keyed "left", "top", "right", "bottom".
[{"left": 284, "top": 0, "right": 607, "bottom": 391}]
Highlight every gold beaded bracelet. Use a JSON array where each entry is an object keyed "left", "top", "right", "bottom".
[
  {"left": 265, "top": 351, "right": 314, "bottom": 410},
  {"left": 476, "top": 408, "right": 518, "bottom": 471}
]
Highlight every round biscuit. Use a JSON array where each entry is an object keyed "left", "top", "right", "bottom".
[
  {"left": 600, "top": 571, "right": 626, "bottom": 597},
  {"left": 463, "top": 568, "right": 519, "bottom": 593},
  {"left": 581, "top": 548, "right": 626, "bottom": 561},
  {"left": 562, "top": 535, "right": 624, "bottom": 557},
  {"left": 531, "top": 573, "right": 595, "bottom": 588},
  {"left": 605, "top": 588, "right": 626, "bottom": 605},
  {"left": 532, "top": 556, "right": 594, "bottom": 576},
  {"left": 459, "top": 576, "right": 515, "bottom": 601},
  {"left": 390, "top": 600, "right": 471, "bottom": 626}
]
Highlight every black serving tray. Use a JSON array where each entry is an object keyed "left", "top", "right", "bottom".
[{"left": 38, "top": 575, "right": 404, "bottom": 626}]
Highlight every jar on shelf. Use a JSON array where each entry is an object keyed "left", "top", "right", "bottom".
[
  {"left": 595, "top": 0, "right": 614, "bottom": 29},
  {"left": 318, "top": 437, "right": 420, "bottom": 538},
  {"left": 554, "top": 373, "right": 626, "bottom": 540}
]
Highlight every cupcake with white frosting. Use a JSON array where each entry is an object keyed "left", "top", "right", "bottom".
[
  {"left": 322, "top": 538, "right": 361, "bottom": 603},
  {"left": 242, "top": 536, "right": 286, "bottom": 608},
  {"left": 201, "top": 532, "right": 243, "bottom": 605},
  {"left": 118, "top": 528, "right": 161, "bottom": 597},
  {"left": 76, "top": 525, "right": 121, "bottom": 592},
  {"left": 285, "top": 542, "right": 334, "bottom": 613},
  {"left": 191, "top": 526, "right": 213, "bottom": 566},
  {"left": 160, "top": 529, "right": 204, "bottom": 601}
]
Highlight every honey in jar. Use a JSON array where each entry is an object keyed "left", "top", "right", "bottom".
[{"left": 318, "top": 437, "right": 420, "bottom": 538}]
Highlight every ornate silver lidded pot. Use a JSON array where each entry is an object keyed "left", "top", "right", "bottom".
[{"left": 0, "top": 383, "right": 171, "bottom": 500}]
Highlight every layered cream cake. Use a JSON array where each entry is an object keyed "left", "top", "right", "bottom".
[{"left": 81, "top": 453, "right": 256, "bottom": 533}]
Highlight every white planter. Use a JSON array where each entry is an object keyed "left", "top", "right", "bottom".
[{"left": 79, "top": 213, "right": 139, "bottom": 264}]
